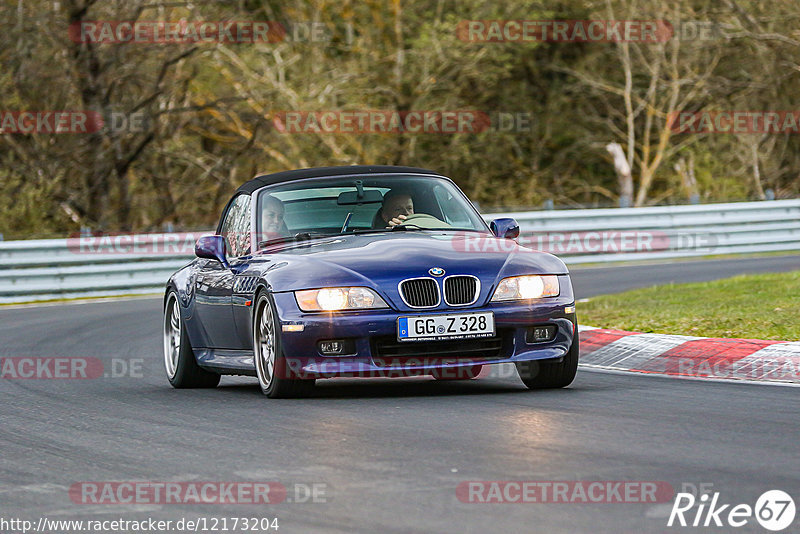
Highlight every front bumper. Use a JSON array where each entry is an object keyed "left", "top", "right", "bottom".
[{"left": 272, "top": 291, "right": 577, "bottom": 378}]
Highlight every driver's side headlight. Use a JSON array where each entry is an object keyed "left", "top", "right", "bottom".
[
  {"left": 490, "top": 275, "right": 559, "bottom": 301},
  {"left": 295, "top": 287, "right": 389, "bottom": 311}
]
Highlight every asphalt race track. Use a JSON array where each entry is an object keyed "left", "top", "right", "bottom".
[{"left": 1, "top": 255, "right": 799, "bottom": 533}]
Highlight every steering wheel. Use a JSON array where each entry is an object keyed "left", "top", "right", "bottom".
[{"left": 393, "top": 213, "right": 452, "bottom": 229}]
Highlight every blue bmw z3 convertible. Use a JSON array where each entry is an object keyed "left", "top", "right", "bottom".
[{"left": 163, "top": 165, "right": 578, "bottom": 397}]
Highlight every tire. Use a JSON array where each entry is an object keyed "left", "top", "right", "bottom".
[
  {"left": 516, "top": 331, "right": 579, "bottom": 389},
  {"left": 163, "top": 291, "right": 221, "bottom": 388},
  {"left": 253, "top": 291, "right": 315, "bottom": 398},
  {"left": 431, "top": 365, "right": 483, "bottom": 380}
]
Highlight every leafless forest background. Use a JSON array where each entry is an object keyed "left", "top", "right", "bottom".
[{"left": 2, "top": 0, "right": 800, "bottom": 238}]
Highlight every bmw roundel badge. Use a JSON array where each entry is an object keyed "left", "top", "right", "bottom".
[{"left": 429, "top": 267, "right": 445, "bottom": 277}]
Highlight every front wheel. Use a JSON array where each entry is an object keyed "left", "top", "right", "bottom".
[
  {"left": 516, "top": 332, "right": 579, "bottom": 389},
  {"left": 163, "top": 291, "right": 220, "bottom": 388},
  {"left": 253, "top": 292, "right": 315, "bottom": 398}
]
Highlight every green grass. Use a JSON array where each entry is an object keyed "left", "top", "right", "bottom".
[{"left": 579, "top": 271, "right": 800, "bottom": 340}]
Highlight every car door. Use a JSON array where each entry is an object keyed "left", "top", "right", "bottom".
[{"left": 193, "top": 194, "right": 252, "bottom": 349}]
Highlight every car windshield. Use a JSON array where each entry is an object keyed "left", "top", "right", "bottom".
[{"left": 255, "top": 174, "right": 488, "bottom": 243}]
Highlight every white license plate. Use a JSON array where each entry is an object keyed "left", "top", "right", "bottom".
[{"left": 397, "top": 312, "right": 495, "bottom": 341}]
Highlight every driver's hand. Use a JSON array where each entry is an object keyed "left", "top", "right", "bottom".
[{"left": 387, "top": 214, "right": 407, "bottom": 228}]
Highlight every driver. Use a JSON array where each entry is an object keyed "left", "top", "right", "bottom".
[{"left": 372, "top": 189, "right": 415, "bottom": 228}]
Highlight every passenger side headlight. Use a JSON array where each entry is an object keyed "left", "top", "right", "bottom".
[
  {"left": 490, "top": 275, "right": 559, "bottom": 301},
  {"left": 295, "top": 287, "right": 389, "bottom": 311}
]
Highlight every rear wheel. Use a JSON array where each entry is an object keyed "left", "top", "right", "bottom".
[
  {"left": 516, "top": 332, "right": 579, "bottom": 389},
  {"left": 253, "top": 292, "right": 315, "bottom": 398},
  {"left": 163, "top": 291, "right": 220, "bottom": 388}
]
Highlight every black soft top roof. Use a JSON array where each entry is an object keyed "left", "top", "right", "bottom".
[{"left": 236, "top": 165, "right": 444, "bottom": 194}]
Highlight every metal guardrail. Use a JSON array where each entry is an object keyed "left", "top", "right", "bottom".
[
  {"left": 491, "top": 198, "right": 800, "bottom": 263},
  {"left": 1, "top": 199, "right": 799, "bottom": 303},
  {"left": 0, "top": 236, "right": 198, "bottom": 303}
]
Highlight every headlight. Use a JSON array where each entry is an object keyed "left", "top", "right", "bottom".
[
  {"left": 490, "top": 275, "right": 559, "bottom": 301},
  {"left": 295, "top": 287, "right": 389, "bottom": 311}
]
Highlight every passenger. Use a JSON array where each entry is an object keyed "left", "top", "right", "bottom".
[{"left": 261, "top": 195, "right": 288, "bottom": 238}]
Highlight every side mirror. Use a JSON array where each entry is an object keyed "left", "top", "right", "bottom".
[
  {"left": 490, "top": 218, "right": 520, "bottom": 240},
  {"left": 195, "top": 235, "right": 229, "bottom": 268}
]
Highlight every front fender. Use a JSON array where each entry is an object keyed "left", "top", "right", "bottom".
[
  {"left": 166, "top": 259, "right": 210, "bottom": 349},
  {"left": 167, "top": 260, "right": 200, "bottom": 311}
]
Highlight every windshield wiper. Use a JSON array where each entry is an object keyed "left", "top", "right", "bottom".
[
  {"left": 260, "top": 227, "right": 427, "bottom": 247},
  {"left": 352, "top": 226, "right": 424, "bottom": 235},
  {"left": 258, "top": 232, "right": 334, "bottom": 249}
]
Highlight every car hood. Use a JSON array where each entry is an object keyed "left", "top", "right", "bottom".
[{"left": 251, "top": 232, "right": 568, "bottom": 308}]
